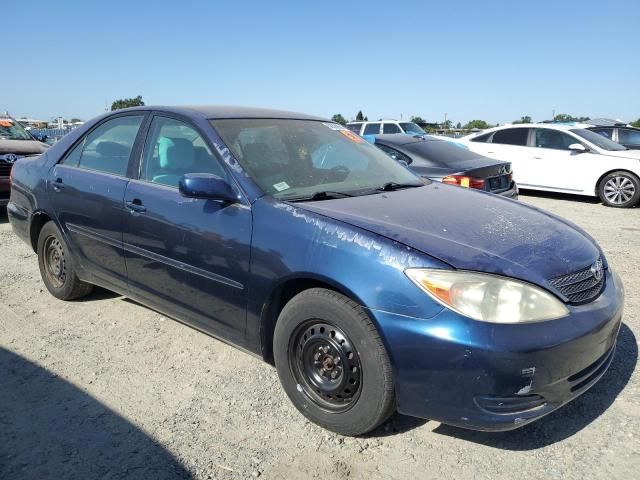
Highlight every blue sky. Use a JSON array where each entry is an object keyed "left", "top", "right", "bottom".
[{"left": 5, "top": 0, "right": 639, "bottom": 124}]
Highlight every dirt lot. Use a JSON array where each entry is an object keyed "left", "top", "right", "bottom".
[{"left": 1, "top": 192, "right": 639, "bottom": 480}]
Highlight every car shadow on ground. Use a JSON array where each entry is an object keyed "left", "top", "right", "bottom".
[
  {"left": 0, "top": 208, "right": 8, "bottom": 224},
  {"left": 0, "top": 347, "right": 193, "bottom": 479},
  {"left": 519, "top": 189, "right": 604, "bottom": 206},
  {"left": 433, "top": 323, "right": 637, "bottom": 450}
]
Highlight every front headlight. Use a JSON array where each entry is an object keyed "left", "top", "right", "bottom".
[{"left": 405, "top": 269, "right": 569, "bottom": 323}]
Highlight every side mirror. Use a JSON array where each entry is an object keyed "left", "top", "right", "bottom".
[
  {"left": 568, "top": 143, "right": 587, "bottom": 153},
  {"left": 178, "top": 173, "right": 239, "bottom": 203}
]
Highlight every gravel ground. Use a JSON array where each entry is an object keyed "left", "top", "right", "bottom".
[{"left": 0, "top": 191, "right": 638, "bottom": 480}]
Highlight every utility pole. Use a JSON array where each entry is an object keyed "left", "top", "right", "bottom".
[{"left": 444, "top": 113, "right": 448, "bottom": 129}]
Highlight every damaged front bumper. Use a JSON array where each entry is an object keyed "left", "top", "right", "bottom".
[{"left": 370, "top": 268, "right": 624, "bottom": 431}]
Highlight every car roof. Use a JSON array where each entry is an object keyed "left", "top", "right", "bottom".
[
  {"left": 472, "top": 123, "right": 592, "bottom": 135},
  {"left": 347, "top": 120, "right": 407, "bottom": 125},
  {"left": 113, "top": 105, "right": 327, "bottom": 121}
]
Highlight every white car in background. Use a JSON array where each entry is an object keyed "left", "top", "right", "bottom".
[{"left": 459, "top": 123, "right": 640, "bottom": 208}]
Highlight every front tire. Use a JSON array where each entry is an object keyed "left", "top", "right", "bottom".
[
  {"left": 37, "top": 221, "right": 93, "bottom": 300},
  {"left": 274, "top": 288, "right": 395, "bottom": 436},
  {"left": 597, "top": 171, "right": 640, "bottom": 208}
]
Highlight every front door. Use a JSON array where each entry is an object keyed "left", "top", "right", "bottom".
[
  {"left": 122, "top": 115, "right": 252, "bottom": 343},
  {"left": 47, "top": 114, "right": 146, "bottom": 290}
]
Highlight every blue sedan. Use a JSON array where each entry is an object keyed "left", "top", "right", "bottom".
[{"left": 8, "top": 106, "right": 624, "bottom": 435}]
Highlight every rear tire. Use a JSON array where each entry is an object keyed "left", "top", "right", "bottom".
[
  {"left": 37, "top": 221, "right": 93, "bottom": 300},
  {"left": 597, "top": 171, "right": 640, "bottom": 208},
  {"left": 274, "top": 288, "right": 395, "bottom": 436}
]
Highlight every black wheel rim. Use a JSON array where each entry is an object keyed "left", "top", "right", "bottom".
[
  {"left": 289, "top": 321, "right": 362, "bottom": 412},
  {"left": 43, "top": 235, "right": 66, "bottom": 288}
]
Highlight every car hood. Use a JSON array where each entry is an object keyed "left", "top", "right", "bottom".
[
  {"left": 599, "top": 148, "right": 640, "bottom": 160},
  {"left": 294, "top": 184, "right": 600, "bottom": 289},
  {"left": 0, "top": 139, "right": 49, "bottom": 156}
]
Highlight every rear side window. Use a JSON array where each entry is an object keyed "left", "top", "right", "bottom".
[
  {"left": 382, "top": 123, "right": 402, "bottom": 134},
  {"left": 346, "top": 124, "right": 361, "bottom": 134},
  {"left": 363, "top": 123, "right": 381, "bottom": 135},
  {"left": 78, "top": 116, "right": 144, "bottom": 176},
  {"left": 590, "top": 127, "right": 613, "bottom": 140},
  {"left": 534, "top": 129, "right": 578, "bottom": 150},
  {"left": 141, "top": 116, "right": 228, "bottom": 188},
  {"left": 491, "top": 128, "right": 529, "bottom": 146},
  {"left": 619, "top": 129, "right": 640, "bottom": 145}
]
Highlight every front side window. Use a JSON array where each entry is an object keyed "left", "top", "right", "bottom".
[
  {"left": 78, "top": 116, "right": 143, "bottom": 176},
  {"left": 141, "top": 117, "right": 228, "bottom": 188},
  {"left": 211, "top": 119, "right": 421, "bottom": 199},
  {"left": 571, "top": 128, "right": 627, "bottom": 151},
  {"left": 534, "top": 128, "right": 578, "bottom": 150},
  {"left": 470, "top": 132, "right": 492, "bottom": 143},
  {"left": 618, "top": 129, "right": 640, "bottom": 145},
  {"left": 346, "top": 124, "right": 361, "bottom": 134},
  {"left": 491, "top": 128, "right": 529, "bottom": 146},
  {"left": 590, "top": 127, "right": 613, "bottom": 140},
  {"left": 362, "top": 123, "right": 381, "bottom": 135},
  {"left": 382, "top": 123, "right": 402, "bottom": 134}
]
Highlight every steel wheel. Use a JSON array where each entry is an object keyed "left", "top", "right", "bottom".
[
  {"left": 603, "top": 175, "right": 636, "bottom": 205},
  {"left": 289, "top": 321, "right": 362, "bottom": 412},
  {"left": 43, "top": 236, "right": 67, "bottom": 288}
]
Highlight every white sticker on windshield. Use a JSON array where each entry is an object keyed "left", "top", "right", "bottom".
[
  {"left": 323, "top": 122, "right": 346, "bottom": 131},
  {"left": 273, "top": 181, "right": 290, "bottom": 192}
]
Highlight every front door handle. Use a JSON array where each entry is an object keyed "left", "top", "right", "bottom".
[
  {"left": 51, "top": 178, "right": 65, "bottom": 192},
  {"left": 125, "top": 199, "right": 146, "bottom": 214}
]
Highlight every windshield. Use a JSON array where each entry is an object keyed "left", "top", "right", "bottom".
[
  {"left": 0, "top": 118, "right": 33, "bottom": 140},
  {"left": 570, "top": 128, "right": 627, "bottom": 151},
  {"left": 211, "top": 119, "right": 422, "bottom": 199},
  {"left": 399, "top": 122, "right": 426, "bottom": 135}
]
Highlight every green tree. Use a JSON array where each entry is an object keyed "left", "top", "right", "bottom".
[
  {"left": 410, "top": 116, "right": 426, "bottom": 124},
  {"left": 456, "top": 122, "right": 462, "bottom": 129},
  {"left": 111, "top": 95, "right": 145, "bottom": 111},
  {"left": 442, "top": 119, "right": 453, "bottom": 129},
  {"left": 70, "top": 118, "right": 83, "bottom": 123},
  {"left": 355, "top": 110, "right": 364, "bottom": 121},
  {"left": 553, "top": 113, "right": 590, "bottom": 123},
  {"left": 629, "top": 118, "right": 640, "bottom": 128},
  {"left": 330, "top": 114, "right": 347, "bottom": 126},
  {"left": 513, "top": 115, "right": 532, "bottom": 124},
  {"left": 464, "top": 119, "right": 491, "bottom": 130},
  {"left": 364, "top": 116, "right": 368, "bottom": 121}
]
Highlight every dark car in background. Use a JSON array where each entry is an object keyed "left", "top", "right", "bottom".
[
  {"left": 373, "top": 134, "right": 518, "bottom": 198},
  {"left": 589, "top": 125, "right": 640, "bottom": 150},
  {"left": 8, "top": 106, "right": 623, "bottom": 435},
  {"left": 0, "top": 115, "right": 49, "bottom": 209}
]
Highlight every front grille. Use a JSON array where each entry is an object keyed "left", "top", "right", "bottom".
[
  {"left": 549, "top": 257, "right": 604, "bottom": 304},
  {"left": 0, "top": 162, "right": 12, "bottom": 176}
]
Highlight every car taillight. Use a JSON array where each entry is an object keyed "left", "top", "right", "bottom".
[{"left": 442, "top": 175, "right": 486, "bottom": 189}]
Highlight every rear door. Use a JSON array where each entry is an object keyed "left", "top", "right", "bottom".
[
  {"left": 122, "top": 114, "right": 252, "bottom": 343},
  {"left": 479, "top": 128, "right": 532, "bottom": 184},
  {"left": 47, "top": 113, "right": 147, "bottom": 290}
]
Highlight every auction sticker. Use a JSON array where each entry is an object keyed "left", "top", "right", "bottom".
[
  {"left": 273, "top": 181, "right": 290, "bottom": 192},
  {"left": 339, "top": 129, "right": 365, "bottom": 143},
  {"left": 322, "top": 122, "right": 346, "bottom": 131}
]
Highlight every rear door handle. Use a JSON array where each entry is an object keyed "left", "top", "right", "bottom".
[
  {"left": 125, "top": 200, "right": 146, "bottom": 214},
  {"left": 51, "top": 178, "right": 64, "bottom": 192}
]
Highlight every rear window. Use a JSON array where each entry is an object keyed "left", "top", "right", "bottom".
[
  {"left": 491, "top": 128, "right": 529, "bottom": 146},
  {"left": 403, "top": 139, "right": 484, "bottom": 166}
]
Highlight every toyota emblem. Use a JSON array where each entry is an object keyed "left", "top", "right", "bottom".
[
  {"left": 5, "top": 154, "right": 18, "bottom": 164},
  {"left": 590, "top": 259, "right": 603, "bottom": 282}
]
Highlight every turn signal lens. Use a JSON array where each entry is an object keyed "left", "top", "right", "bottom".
[
  {"left": 406, "top": 269, "right": 569, "bottom": 323},
  {"left": 442, "top": 175, "right": 486, "bottom": 189}
]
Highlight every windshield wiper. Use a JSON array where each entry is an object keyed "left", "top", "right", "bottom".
[
  {"left": 285, "top": 191, "right": 356, "bottom": 202},
  {"left": 375, "top": 182, "right": 423, "bottom": 192}
]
